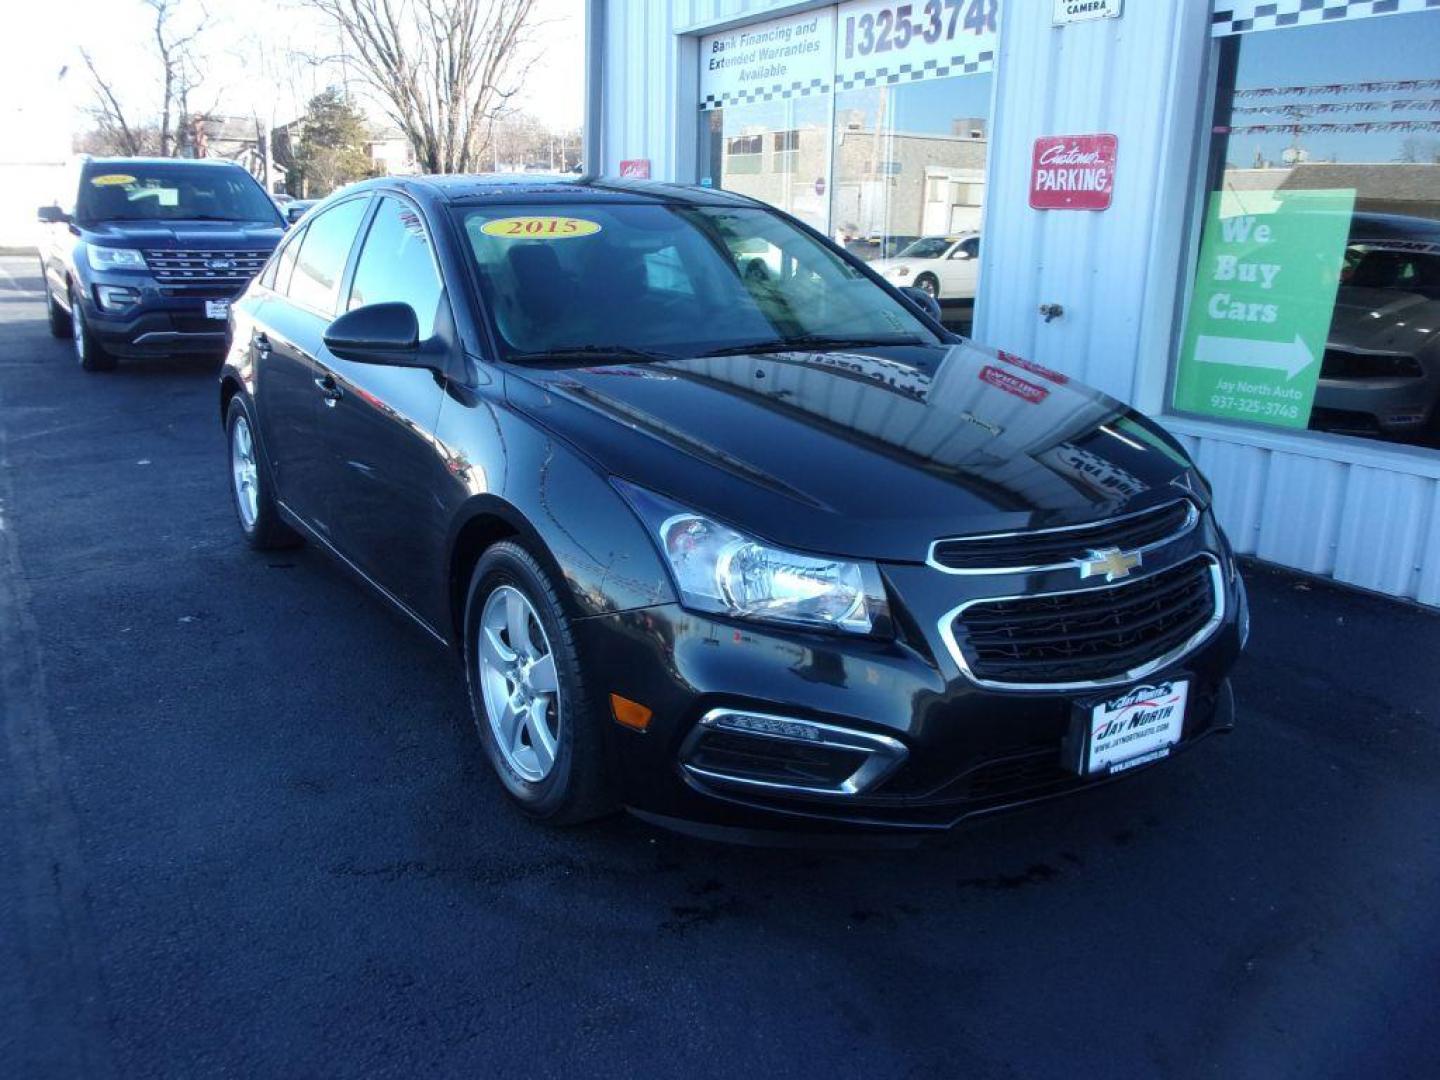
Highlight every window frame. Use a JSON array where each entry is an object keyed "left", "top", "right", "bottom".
[{"left": 282, "top": 193, "right": 373, "bottom": 319}]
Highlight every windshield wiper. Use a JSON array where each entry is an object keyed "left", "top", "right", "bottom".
[
  {"left": 510, "top": 344, "right": 679, "bottom": 364},
  {"left": 701, "top": 333, "right": 924, "bottom": 357}
]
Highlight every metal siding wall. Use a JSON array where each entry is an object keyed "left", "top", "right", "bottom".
[{"left": 596, "top": 1, "right": 1440, "bottom": 607}]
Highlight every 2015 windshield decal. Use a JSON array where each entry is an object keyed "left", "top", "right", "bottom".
[{"left": 479, "top": 216, "right": 602, "bottom": 239}]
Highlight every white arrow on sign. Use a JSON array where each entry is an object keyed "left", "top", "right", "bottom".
[{"left": 1195, "top": 333, "right": 1316, "bottom": 380}]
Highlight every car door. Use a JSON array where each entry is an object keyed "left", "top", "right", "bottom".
[
  {"left": 252, "top": 195, "right": 371, "bottom": 536},
  {"left": 940, "top": 236, "right": 981, "bottom": 300},
  {"left": 311, "top": 194, "right": 452, "bottom": 616}
]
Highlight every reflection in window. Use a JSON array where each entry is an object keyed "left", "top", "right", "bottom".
[
  {"left": 831, "top": 75, "right": 993, "bottom": 334},
  {"left": 700, "top": 96, "right": 833, "bottom": 233},
  {"left": 1177, "top": 11, "right": 1440, "bottom": 451}
]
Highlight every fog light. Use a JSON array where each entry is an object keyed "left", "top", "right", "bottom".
[
  {"left": 95, "top": 285, "right": 140, "bottom": 311},
  {"left": 609, "top": 693, "right": 652, "bottom": 731}
]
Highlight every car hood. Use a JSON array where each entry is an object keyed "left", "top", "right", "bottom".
[
  {"left": 79, "top": 220, "right": 284, "bottom": 250},
  {"left": 1328, "top": 286, "right": 1440, "bottom": 354},
  {"left": 504, "top": 341, "right": 1197, "bottom": 562}
]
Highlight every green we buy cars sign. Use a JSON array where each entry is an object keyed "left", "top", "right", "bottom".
[{"left": 1173, "top": 189, "right": 1355, "bottom": 429}]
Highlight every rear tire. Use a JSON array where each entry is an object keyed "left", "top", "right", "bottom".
[
  {"left": 225, "top": 395, "right": 301, "bottom": 550},
  {"left": 463, "top": 541, "right": 615, "bottom": 825},
  {"left": 70, "top": 288, "right": 116, "bottom": 372}
]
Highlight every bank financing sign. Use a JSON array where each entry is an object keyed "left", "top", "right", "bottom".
[
  {"left": 1172, "top": 189, "right": 1355, "bottom": 429},
  {"left": 700, "top": 9, "right": 836, "bottom": 110}
]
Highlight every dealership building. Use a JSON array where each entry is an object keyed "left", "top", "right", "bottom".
[{"left": 583, "top": 0, "right": 1440, "bottom": 607}]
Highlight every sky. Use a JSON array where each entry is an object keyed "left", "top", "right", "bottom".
[{"left": 0, "top": 0, "right": 585, "bottom": 163}]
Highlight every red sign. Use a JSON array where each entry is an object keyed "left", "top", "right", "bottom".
[
  {"left": 980, "top": 365, "right": 1050, "bottom": 404},
  {"left": 619, "top": 159, "right": 651, "bottom": 179},
  {"left": 1030, "top": 134, "right": 1117, "bottom": 210},
  {"left": 814, "top": 177, "right": 826, "bottom": 197},
  {"left": 998, "top": 349, "right": 1069, "bottom": 385}
]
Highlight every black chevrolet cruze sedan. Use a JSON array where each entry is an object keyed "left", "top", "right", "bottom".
[{"left": 219, "top": 174, "right": 1248, "bottom": 839}]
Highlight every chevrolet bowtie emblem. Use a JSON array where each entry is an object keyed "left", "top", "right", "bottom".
[{"left": 1080, "top": 547, "right": 1141, "bottom": 582}]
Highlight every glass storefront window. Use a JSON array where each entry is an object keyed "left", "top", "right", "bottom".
[
  {"left": 1173, "top": 10, "right": 1440, "bottom": 451},
  {"left": 697, "top": 3, "right": 998, "bottom": 337},
  {"left": 829, "top": 73, "right": 993, "bottom": 334}
]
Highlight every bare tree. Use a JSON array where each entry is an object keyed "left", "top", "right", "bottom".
[
  {"left": 80, "top": 0, "right": 210, "bottom": 157},
  {"left": 303, "top": 0, "right": 540, "bottom": 173}
]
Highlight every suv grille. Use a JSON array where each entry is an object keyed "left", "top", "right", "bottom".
[
  {"left": 930, "top": 500, "right": 1195, "bottom": 573},
  {"left": 948, "top": 557, "right": 1219, "bottom": 687},
  {"left": 143, "top": 249, "right": 268, "bottom": 289}
]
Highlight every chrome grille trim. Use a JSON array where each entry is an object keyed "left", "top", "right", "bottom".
[
  {"left": 926, "top": 499, "right": 1199, "bottom": 576},
  {"left": 937, "top": 554, "right": 1226, "bottom": 693},
  {"left": 142, "top": 249, "right": 269, "bottom": 286}
]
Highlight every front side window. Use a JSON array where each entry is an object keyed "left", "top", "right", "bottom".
[
  {"left": 1173, "top": 9, "right": 1440, "bottom": 451},
  {"left": 347, "top": 196, "right": 444, "bottom": 339},
  {"left": 287, "top": 197, "right": 370, "bottom": 315},
  {"left": 76, "top": 163, "right": 281, "bottom": 225},
  {"left": 458, "top": 203, "right": 939, "bottom": 358}
]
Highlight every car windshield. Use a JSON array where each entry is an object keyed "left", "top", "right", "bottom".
[
  {"left": 457, "top": 202, "right": 941, "bottom": 359},
  {"left": 895, "top": 237, "right": 954, "bottom": 259},
  {"left": 76, "top": 164, "right": 282, "bottom": 225}
]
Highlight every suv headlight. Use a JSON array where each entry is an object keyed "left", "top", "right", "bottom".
[
  {"left": 88, "top": 246, "right": 147, "bottom": 271},
  {"left": 616, "top": 481, "right": 888, "bottom": 635}
]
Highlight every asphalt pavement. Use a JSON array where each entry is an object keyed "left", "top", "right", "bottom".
[{"left": 2, "top": 255, "right": 1438, "bottom": 1079}]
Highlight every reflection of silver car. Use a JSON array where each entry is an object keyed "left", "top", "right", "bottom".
[{"left": 1313, "top": 245, "right": 1440, "bottom": 442}]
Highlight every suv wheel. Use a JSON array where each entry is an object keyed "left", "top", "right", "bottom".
[
  {"left": 225, "top": 396, "right": 301, "bottom": 550},
  {"left": 44, "top": 271, "right": 71, "bottom": 338},
  {"left": 464, "top": 541, "right": 615, "bottom": 824},
  {"left": 70, "top": 288, "right": 116, "bottom": 372}
]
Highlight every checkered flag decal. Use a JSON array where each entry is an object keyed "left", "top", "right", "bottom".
[
  {"left": 700, "top": 77, "right": 830, "bottom": 111},
  {"left": 833, "top": 52, "right": 995, "bottom": 92},
  {"left": 1212, "top": 0, "right": 1439, "bottom": 36}
]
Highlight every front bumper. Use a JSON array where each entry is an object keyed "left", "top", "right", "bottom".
[
  {"left": 577, "top": 517, "right": 1245, "bottom": 836},
  {"left": 1315, "top": 375, "right": 1439, "bottom": 433},
  {"left": 79, "top": 275, "right": 243, "bottom": 357}
]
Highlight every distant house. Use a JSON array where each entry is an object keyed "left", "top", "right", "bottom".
[
  {"left": 192, "top": 115, "right": 288, "bottom": 193},
  {"left": 365, "top": 126, "right": 416, "bottom": 176}
]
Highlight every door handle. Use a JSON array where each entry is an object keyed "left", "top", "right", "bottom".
[{"left": 314, "top": 374, "right": 343, "bottom": 405}]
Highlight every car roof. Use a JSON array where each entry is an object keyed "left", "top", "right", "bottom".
[
  {"left": 79, "top": 155, "right": 253, "bottom": 169},
  {"left": 353, "top": 172, "right": 766, "bottom": 209}
]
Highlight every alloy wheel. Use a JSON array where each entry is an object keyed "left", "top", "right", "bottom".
[
  {"left": 477, "top": 585, "right": 561, "bottom": 782},
  {"left": 230, "top": 413, "right": 260, "bottom": 530}
]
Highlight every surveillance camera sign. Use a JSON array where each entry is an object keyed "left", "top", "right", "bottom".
[{"left": 1172, "top": 189, "right": 1355, "bottom": 429}]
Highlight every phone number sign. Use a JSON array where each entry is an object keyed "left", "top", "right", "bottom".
[{"left": 836, "top": 0, "right": 999, "bottom": 86}]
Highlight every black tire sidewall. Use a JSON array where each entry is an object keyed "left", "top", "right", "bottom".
[
  {"left": 71, "top": 289, "right": 115, "bottom": 371},
  {"left": 915, "top": 273, "right": 939, "bottom": 298},
  {"left": 463, "top": 541, "right": 608, "bottom": 822},
  {"left": 225, "top": 394, "right": 297, "bottom": 549}
]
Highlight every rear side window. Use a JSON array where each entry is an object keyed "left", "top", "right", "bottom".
[
  {"left": 347, "top": 196, "right": 444, "bottom": 339},
  {"left": 270, "top": 227, "right": 305, "bottom": 295},
  {"left": 287, "top": 198, "right": 369, "bottom": 314}
]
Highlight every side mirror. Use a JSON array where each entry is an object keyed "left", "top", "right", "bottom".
[
  {"left": 286, "top": 205, "right": 307, "bottom": 224},
  {"left": 950, "top": 248, "right": 973, "bottom": 260},
  {"left": 323, "top": 302, "right": 424, "bottom": 366},
  {"left": 37, "top": 205, "right": 70, "bottom": 225},
  {"left": 900, "top": 286, "right": 943, "bottom": 323}
]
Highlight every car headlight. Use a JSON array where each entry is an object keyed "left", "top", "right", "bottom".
[
  {"left": 616, "top": 481, "right": 888, "bottom": 635},
  {"left": 88, "top": 246, "right": 147, "bottom": 271}
]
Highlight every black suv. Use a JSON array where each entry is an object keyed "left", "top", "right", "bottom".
[
  {"left": 221, "top": 175, "right": 1247, "bottom": 840},
  {"left": 38, "top": 157, "right": 285, "bottom": 371}
]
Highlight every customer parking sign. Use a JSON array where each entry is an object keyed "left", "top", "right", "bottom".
[{"left": 1172, "top": 189, "right": 1354, "bottom": 429}]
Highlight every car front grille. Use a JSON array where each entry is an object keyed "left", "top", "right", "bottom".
[
  {"left": 1319, "top": 348, "right": 1422, "bottom": 380},
  {"left": 946, "top": 556, "right": 1221, "bottom": 688},
  {"left": 929, "top": 499, "right": 1196, "bottom": 573},
  {"left": 143, "top": 249, "right": 268, "bottom": 288}
]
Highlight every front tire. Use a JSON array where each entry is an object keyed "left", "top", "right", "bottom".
[
  {"left": 914, "top": 272, "right": 940, "bottom": 299},
  {"left": 225, "top": 395, "right": 301, "bottom": 550},
  {"left": 464, "top": 541, "right": 615, "bottom": 824},
  {"left": 70, "top": 288, "right": 116, "bottom": 372},
  {"left": 44, "top": 270, "right": 72, "bottom": 338}
]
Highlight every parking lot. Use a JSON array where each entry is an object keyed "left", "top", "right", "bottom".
[{"left": 1, "top": 253, "right": 1437, "bottom": 1078}]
